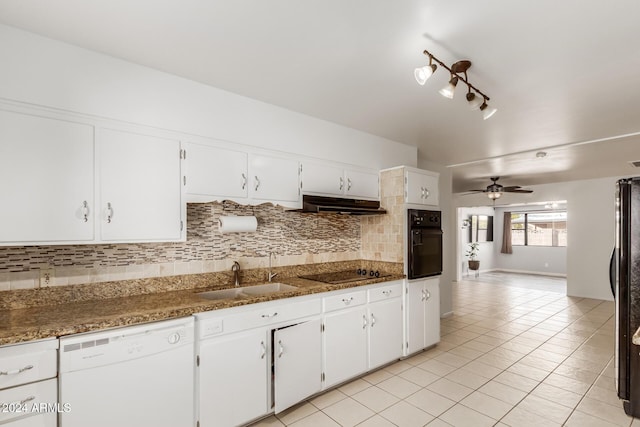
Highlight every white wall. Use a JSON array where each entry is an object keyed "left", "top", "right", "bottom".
[
  {"left": 456, "top": 206, "right": 496, "bottom": 281},
  {"left": 418, "top": 158, "right": 454, "bottom": 316},
  {"left": 0, "top": 24, "right": 416, "bottom": 170},
  {"left": 493, "top": 206, "right": 567, "bottom": 276},
  {"left": 455, "top": 176, "right": 623, "bottom": 301}
]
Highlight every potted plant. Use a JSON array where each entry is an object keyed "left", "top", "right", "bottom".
[{"left": 466, "top": 242, "right": 480, "bottom": 271}]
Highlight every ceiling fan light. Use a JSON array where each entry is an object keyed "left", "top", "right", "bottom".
[
  {"left": 487, "top": 191, "right": 502, "bottom": 200},
  {"left": 414, "top": 64, "right": 437, "bottom": 85},
  {"left": 479, "top": 102, "right": 497, "bottom": 120},
  {"left": 466, "top": 92, "right": 484, "bottom": 110},
  {"left": 439, "top": 76, "right": 458, "bottom": 99}
]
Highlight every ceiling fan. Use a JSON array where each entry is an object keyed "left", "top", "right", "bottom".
[{"left": 466, "top": 177, "right": 533, "bottom": 200}]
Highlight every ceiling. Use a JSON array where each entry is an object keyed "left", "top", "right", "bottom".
[{"left": 1, "top": 0, "right": 640, "bottom": 193}]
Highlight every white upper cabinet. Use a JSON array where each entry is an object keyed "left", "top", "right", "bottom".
[
  {"left": 183, "top": 142, "right": 248, "bottom": 201},
  {"left": 0, "top": 110, "right": 95, "bottom": 245},
  {"left": 405, "top": 167, "right": 439, "bottom": 206},
  {"left": 98, "top": 128, "right": 183, "bottom": 242},
  {"left": 249, "top": 153, "right": 300, "bottom": 204},
  {"left": 301, "top": 161, "right": 379, "bottom": 200}
]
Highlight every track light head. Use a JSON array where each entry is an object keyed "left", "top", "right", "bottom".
[
  {"left": 466, "top": 92, "right": 483, "bottom": 110},
  {"left": 439, "top": 76, "right": 459, "bottom": 99},
  {"left": 414, "top": 64, "right": 437, "bottom": 85},
  {"left": 479, "top": 101, "right": 498, "bottom": 120}
]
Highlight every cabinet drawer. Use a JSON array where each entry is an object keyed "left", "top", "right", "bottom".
[
  {"left": 323, "top": 290, "right": 367, "bottom": 313},
  {"left": 0, "top": 340, "right": 57, "bottom": 390},
  {"left": 368, "top": 282, "right": 402, "bottom": 303},
  {"left": 0, "top": 378, "right": 57, "bottom": 424},
  {"left": 198, "top": 298, "right": 322, "bottom": 338}
]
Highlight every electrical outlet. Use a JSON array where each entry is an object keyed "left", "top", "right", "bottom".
[{"left": 40, "top": 268, "right": 54, "bottom": 287}]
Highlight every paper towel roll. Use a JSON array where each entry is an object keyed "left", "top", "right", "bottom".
[{"left": 218, "top": 216, "right": 258, "bottom": 233}]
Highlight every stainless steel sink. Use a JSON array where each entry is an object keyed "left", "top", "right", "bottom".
[{"left": 196, "top": 283, "right": 298, "bottom": 300}]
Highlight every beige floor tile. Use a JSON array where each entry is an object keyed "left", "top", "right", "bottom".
[
  {"left": 323, "top": 398, "right": 375, "bottom": 427},
  {"left": 439, "top": 403, "right": 496, "bottom": 427},
  {"left": 553, "top": 364, "right": 599, "bottom": 384},
  {"left": 338, "top": 379, "right": 372, "bottom": 396},
  {"left": 506, "top": 361, "right": 550, "bottom": 381},
  {"left": 518, "top": 354, "right": 560, "bottom": 372},
  {"left": 460, "top": 390, "right": 513, "bottom": 419},
  {"left": 363, "top": 369, "right": 394, "bottom": 385},
  {"left": 586, "top": 384, "right": 622, "bottom": 406},
  {"left": 250, "top": 415, "right": 285, "bottom": 426},
  {"left": 530, "top": 382, "right": 583, "bottom": 408},
  {"left": 446, "top": 345, "right": 485, "bottom": 360},
  {"left": 405, "top": 388, "right": 456, "bottom": 417},
  {"left": 462, "top": 360, "right": 503, "bottom": 379},
  {"left": 576, "top": 396, "right": 634, "bottom": 426},
  {"left": 594, "top": 374, "right": 617, "bottom": 392},
  {"left": 433, "top": 352, "right": 472, "bottom": 368},
  {"left": 543, "top": 372, "right": 591, "bottom": 394},
  {"left": 289, "top": 411, "right": 340, "bottom": 427},
  {"left": 355, "top": 415, "right": 396, "bottom": 427},
  {"left": 493, "top": 371, "right": 540, "bottom": 393},
  {"left": 477, "top": 380, "right": 527, "bottom": 405},
  {"left": 427, "top": 378, "right": 474, "bottom": 402},
  {"left": 461, "top": 340, "right": 496, "bottom": 353},
  {"left": 425, "top": 419, "right": 454, "bottom": 427},
  {"left": 501, "top": 406, "right": 562, "bottom": 427},
  {"left": 276, "top": 402, "right": 318, "bottom": 425},
  {"left": 352, "top": 386, "right": 399, "bottom": 413},
  {"left": 376, "top": 376, "right": 421, "bottom": 399},
  {"left": 444, "top": 367, "right": 489, "bottom": 389},
  {"left": 517, "top": 394, "right": 573, "bottom": 424},
  {"left": 564, "top": 410, "right": 624, "bottom": 427},
  {"left": 398, "top": 366, "right": 440, "bottom": 387},
  {"left": 417, "top": 359, "right": 457, "bottom": 376},
  {"left": 379, "top": 401, "right": 434, "bottom": 427},
  {"left": 310, "top": 389, "right": 347, "bottom": 410},
  {"left": 383, "top": 360, "right": 413, "bottom": 375}
]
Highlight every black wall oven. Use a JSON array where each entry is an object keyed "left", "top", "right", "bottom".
[{"left": 407, "top": 209, "right": 443, "bottom": 279}]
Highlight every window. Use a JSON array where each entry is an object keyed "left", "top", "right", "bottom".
[{"left": 511, "top": 211, "right": 567, "bottom": 247}]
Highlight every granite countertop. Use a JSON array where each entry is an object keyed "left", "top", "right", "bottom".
[
  {"left": 633, "top": 327, "right": 640, "bottom": 345},
  {"left": 0, "top": 261, "right": 404, "bottom": 346}
]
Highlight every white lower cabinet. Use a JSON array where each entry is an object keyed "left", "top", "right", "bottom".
[
  {"left": 406, "top": 278, "right": 440, "bottom": 355},
  {"left": 368, "top": 297, "right": 403, "bottom": 370},
  {"left": 198, "top": 328, "right": 268, "bottom": 427}
]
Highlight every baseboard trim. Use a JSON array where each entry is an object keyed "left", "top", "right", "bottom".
[
  {"left": 441, "top": 311, "right": 454, "bottom": 318},
  {"left": 494, "top": 268, "right": 566, "bottom": 278}
]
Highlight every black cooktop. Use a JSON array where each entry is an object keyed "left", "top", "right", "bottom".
[{"left": 299, "top": 269, "right": 391, "bottom": 284}]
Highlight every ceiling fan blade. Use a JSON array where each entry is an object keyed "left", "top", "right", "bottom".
[
  {"left": 505, "top": 189, "right": 533, "bottom": 193},
  {"left": 502, "top": 186, "right": 522, "bottom": 191},
  {"left": 464, "top": 189, "right": 487, "bottom": 193}
]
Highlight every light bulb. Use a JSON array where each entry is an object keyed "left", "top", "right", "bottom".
[
  {"left": 439, "top": 76, "right": 458, "bottom": 99},
  {"left": 466, "top": 93, "right": 484, "bottom": 110},
  {"left": 414, "top": 64, "right": 436, "bottom": 85},
  {"left": 479, "top": 102, "right": 497, "bottom": 120}
]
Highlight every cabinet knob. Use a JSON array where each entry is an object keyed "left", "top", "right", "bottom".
[{"left": 342, "top": 296, "right": 354, "bottom": 305}]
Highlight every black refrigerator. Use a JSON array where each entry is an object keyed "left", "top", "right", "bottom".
[{"left": 613, "top": 177, "right": 640, "bottom": 417}]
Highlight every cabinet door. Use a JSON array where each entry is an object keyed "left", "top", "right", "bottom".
[
  {"left": 368, "top": 298, "right": 403, "bottom": 369},
  {"left": 421, "top": 174, "right": 439, "bottom": 206},
  {"left": 198, "top": 329, "right": 269, "bottom": 427},
  {"left": 274, "top": 319, "right": 322, "bottom": 413},
  {"left": 301, "top": 161, "right": 344, "bottom": 196},
  {"left": 0, "top": 110, "right": 94, "bottom": 244},
  {"left": 424, "top": 279, "right": 441, "bottom": 348},
  {"left": 3, "top": 413, "right": 57, "bottom": 427},
  {"left": 184, "top": 142, "right": 248, "bottom": 201},
  {"left": 406, "top": 281, "right": 426, "bottom": 355},
  {"left": 98, "top": 129, "right": 182, "bottom": 242},
  {"left": 249, "top": 153, "right": 300, "bottom": 204},
  {"left": 345, "top": 169, "right": 379, "bottom": 200},
  {"left": 405, "top": 170, "right": 425, "bottom": 205},
  {"left": 323, "top": 307, "right": 368, "bottom": 388}
]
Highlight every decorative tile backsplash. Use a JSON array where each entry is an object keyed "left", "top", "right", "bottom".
[{"left": 0, "top": 201, "right": 362, "bottom": 290}]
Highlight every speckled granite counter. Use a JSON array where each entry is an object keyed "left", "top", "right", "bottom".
[
  {"left": 633, "top": 327, "right": 640, "bottom": 345},
  {"left": 0, "top": 260, "right": 404, "bottom": 346}
]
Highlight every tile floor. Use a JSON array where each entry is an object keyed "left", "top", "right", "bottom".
[{"left": 251, "top": 273, "right": 638, "bottom": 426}]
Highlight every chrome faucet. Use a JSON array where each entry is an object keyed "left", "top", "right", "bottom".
[
  {"left": 268, "top": 252, "right": 278, "bottom": 282},
  {"left": 231, "top": 261, "right": 241, "bottom": 287}
]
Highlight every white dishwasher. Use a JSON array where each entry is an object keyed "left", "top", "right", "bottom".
[{"left": 59, "top": 317, "right": 195, "bottom": 427}]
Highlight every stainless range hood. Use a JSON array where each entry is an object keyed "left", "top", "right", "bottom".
[{"left": 298, "top": 195, "right": 386, "bottom": 215}]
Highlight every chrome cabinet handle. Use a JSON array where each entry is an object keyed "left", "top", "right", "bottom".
[
  {"left": 420, "top": 187, "right": 425, "bottom": 198},
  {"left": 424, "top": 188, "right": 430, "bottom": 199},
  {"left": 421, "top": 289, "right": 426, "bottom": 301},
  {"left": 260, "top": 341, "right": 266, "bottom": 359},
  {"left": 339, "top": 177, "right": 344, "bottom": 191},
  {"left": 278, "top": 340, "right": 284, "bottom": 358},
  {"left": 0, "top": 365, "right": 33, "bottom": 376},
  {"left": 342, "top": 296, "right": 354, "bottom": 305},
  {"left": 362, "top": 314, "right": 368, "bottom": 329},
  {"left": 383, "top": 290, "right": 392, "bottom": 297},
  {"left": 254, "top": 176, "right": 260, "bottom": 191},
  {"left": 82, "top": 201, "right": 89, "bottom": 223},
  {"left": 241, "top": 173, "right": 247, "bottom": 190},
  {"left": 261, "top": 312, "right": 278, "bottom": 318},
  {"left": 106, "top": 202, "right": 113, "bottom": 223},
  {"left": 371, "top": 314, "right": 376, "bottom": 327},
  {"left": 347, "top": 178, "right": 352, "bottom": 191},
  {"left": 4, "top": 395, "right": 35, "bottom": 407},
  {"left": 425, "top": 290, "right": 431, "bottom": 300}
]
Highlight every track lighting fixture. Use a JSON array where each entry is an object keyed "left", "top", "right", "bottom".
[{"left": 415, "top": 49, "right": 496, "bottom": 119}]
